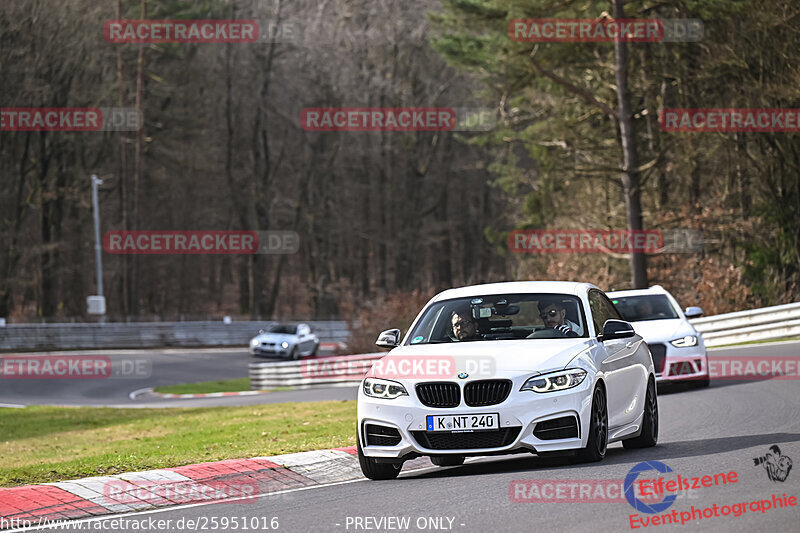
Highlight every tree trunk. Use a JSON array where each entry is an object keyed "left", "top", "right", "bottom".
[
  {"left": 0, "top": 135, "right": 31, "bottom": 317},
  {"left": 131, "top": 0, "right": 148, "bottom": 317},
  {"left": 116, "top": 0, "right": 131, "bottom": 317},
  {"left": 613, "top": 0, "right": 647, "bottom": 288},
  {"left": 224, "top": 0, "right": 251, "bottom": 314}
]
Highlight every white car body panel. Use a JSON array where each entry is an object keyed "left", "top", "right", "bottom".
[
  {"left": 358, "top": 281, "right": 655, "bottom": 460},
  {"left": 607, "top": 286, "right": 709, "bottom": 383}
]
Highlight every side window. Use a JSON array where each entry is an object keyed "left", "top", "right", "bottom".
[
  {"left": 599, "top": 293, "right": 622, "bottom": 321},
  {"left": 588, "top": 290, "right": 608, "bottom": 335}
]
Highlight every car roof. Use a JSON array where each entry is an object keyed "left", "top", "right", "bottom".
[
  {"left": 607, "top": 285, "right": 671, "bottom": 298},
  {"left": 432, "top": 281, "right": 598, "bottom": 302}
]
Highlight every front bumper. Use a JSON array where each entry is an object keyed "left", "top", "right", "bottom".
[
  {"left": 250, "top": 345, "right": 291, "bottom": 356},
  {"left": 357, "top": 377, "right": 595, "bottom": 459},
  {"left": 650, "top": 342, "right": 709, "bottom": 382}
]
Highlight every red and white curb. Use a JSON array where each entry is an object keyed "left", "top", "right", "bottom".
[{"left": 0, "top": 447, "right": 430, "bottom": 529}]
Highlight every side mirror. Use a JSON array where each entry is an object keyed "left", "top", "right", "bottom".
[
  {"left": 376, "top": 329, "right": 401, "bottom": 349},
  {"left": 685, "top": 306, "right": 704, "bottom": 319},
  {"left": 601, "top": 319, "right": 636, "bottom": 341}
]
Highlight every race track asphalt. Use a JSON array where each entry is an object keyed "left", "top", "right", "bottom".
[{"left": 0, "top": 348, "right": 357, "bottom": 407}]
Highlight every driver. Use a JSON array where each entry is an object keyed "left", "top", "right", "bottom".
[
  {"left": 450, "top": 307, "right": 482, "bottom": 341},
  {"left": 635, "top": 299, "right": 655, "bottom": 319},
  {"left": 538, "top": 298, "right": 582, "bottom": 337}
]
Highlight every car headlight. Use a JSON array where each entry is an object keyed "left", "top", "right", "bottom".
[
  {"left": 670, "top": 335, "right": 697, "bottom": 347},
  {"left": 281, "top": 341, "right": 290, "bottom": 349},
  {"left": 363, "top": 378, "right": 408, "bottom": 399},
  {"left": 521, "top": 369, "right": 587, "bottom": 393},
  {"left": 250, "top": 338, "right": 259, "bottom": 346}
]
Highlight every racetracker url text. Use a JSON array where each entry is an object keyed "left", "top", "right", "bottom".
[{"left": 0, "top": 515, "right": 280, "bottom": 531}]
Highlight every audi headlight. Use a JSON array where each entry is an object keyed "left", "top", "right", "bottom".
[
  {"left": 281, "top": 341, "right": 290, "bottom": 349},
  {"left": 250, "top": 338, "right": 259, "bottom": 346},
  {"left": 521, "top": 369, "right": 587, "bottom": 393},
  {"left": 363, "top": 378, "right": 408, "bottom": 399},
  {"left": 670, "top": 335, "right": 697, "bottom": 347}
]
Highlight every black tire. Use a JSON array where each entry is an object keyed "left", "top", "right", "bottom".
[
  {"left": 430, "top": 455, "right": 465, "bottom": 467},
  {"left": 357, "top": 434, "right": 402, "bottom": 480},
  {"left": 573, "top": 385, "right": 608, "bottom": 463},
  {"left": 290, "top": 347, "right": 299, "bottom": 360},
  {"left": 623, "top": 378, "right": 659, "bottom": 449}
]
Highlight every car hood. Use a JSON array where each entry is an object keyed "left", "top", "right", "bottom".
[
  {"left": 374, "top": 339, "right": 594, "bottom": 378},
  {"left": 629, "top": 319, "right": 694, "bottom": 342},
  {"left": 253, "top": 333, "right": 298, "bottom": 343}
]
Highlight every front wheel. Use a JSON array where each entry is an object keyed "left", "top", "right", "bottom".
[
  {"left": 623, "top": 378, "right": 658, "bottom": 449},
  {"left": 290, "top": 347, "right": 299, "bottom": 360},
  {"left": 357, "top": 434, "right": 402, "bottom": 480},
  {"left": 572, "top": 385, "right": 608, "bottom": 463}
]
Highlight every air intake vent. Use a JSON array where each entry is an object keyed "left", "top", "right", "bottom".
[
  {"left": 364, "top": 424, "right": 402, "bottom": 446},
  {"left": 411, "top": 427, "right": 521, "bottom": 450},
  {"left": 533, "top": 416, "right": 579, "bottom": 440}
]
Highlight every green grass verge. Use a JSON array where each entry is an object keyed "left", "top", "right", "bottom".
[
  {"left": 0, "top": 401, "right": 356, "bottom": 487},
  {"left": 154, "top": 378, "right": 257, "bottom": 394}
]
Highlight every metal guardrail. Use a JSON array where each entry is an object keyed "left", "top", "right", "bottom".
[
  {"left": 0, "top": 321, "right": 350, "bottom": 351},
  {"left": 690, "top": 302, "right": 800, "bottom": 347},
  {"left": 249, "top": 353, "right": 383, "bottom": 389}
]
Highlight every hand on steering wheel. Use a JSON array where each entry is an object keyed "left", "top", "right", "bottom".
[{"left": 553, "top": 324, "right": 571, "bottom": 336}]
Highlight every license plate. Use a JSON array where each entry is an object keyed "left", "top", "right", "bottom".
[{"left": 426, "top": 413, "right": 499, "bottom": 432}]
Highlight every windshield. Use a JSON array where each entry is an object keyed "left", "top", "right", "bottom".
[
  {"left": 405, "top": 293, "right": 588, "bottom": 345},
  {"left": 265, "top": 324, "right": 298, "bottom": 334},
  {"left": 609, "top": 295, "right": 679, "bottom": 322}
]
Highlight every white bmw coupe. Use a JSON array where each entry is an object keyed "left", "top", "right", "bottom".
[{"left": 357, "top": 281, "right": 658, "bottom": 480}]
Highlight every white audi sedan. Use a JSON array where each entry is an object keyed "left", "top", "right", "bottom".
[
  {"left": 607, "top": 286, "right": 709, "bottom": 387},
  {"left": 357, "top": 281, "right": 657, "bottom": 480}
]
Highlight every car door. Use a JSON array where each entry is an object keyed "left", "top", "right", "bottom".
[
  {"left": 589, "top": 290, "right": 642, "bottom": 430},
  {"left": 296, "top": 324, "right": 313, "bottom": 355}
]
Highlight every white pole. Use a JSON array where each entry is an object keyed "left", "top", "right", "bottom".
[{"left": 91, "top": 175, "right": 105, "bottom": 322}]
